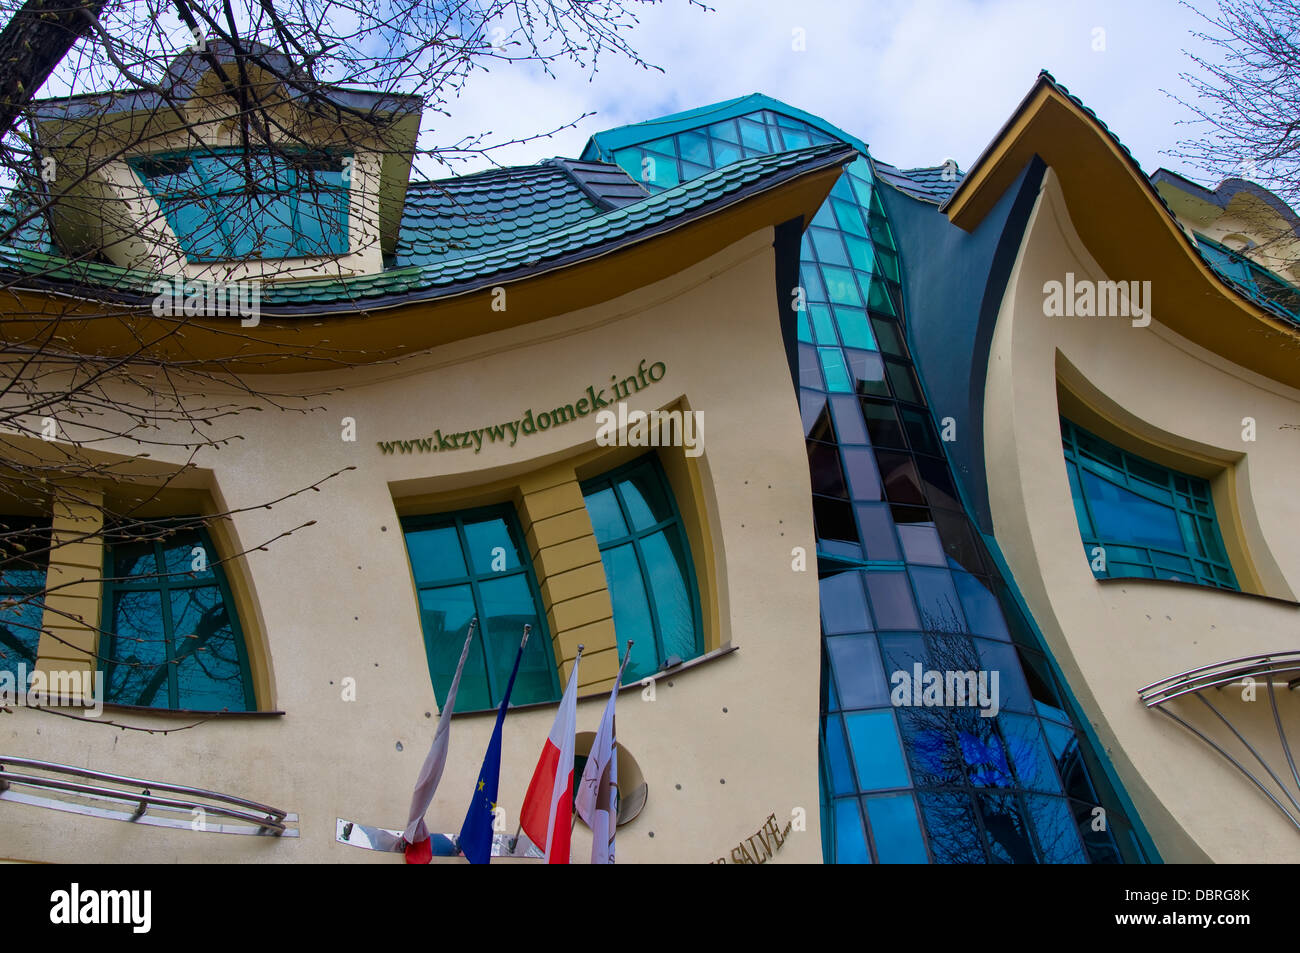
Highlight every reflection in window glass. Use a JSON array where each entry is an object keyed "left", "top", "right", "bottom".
[
  {"left": 1061, "top": 419, "right": 1237, "bottom": 589},
  {"left": 581, "top": 455, "right": 703, "bottom": 684},
  {"left": 101, "top": 522, "right": 254, "bottom": 711},
  {"left": 402, "top": 506, "right": 558, "bottom": 712},
  {"left": 0, "top": 517, "right": 51, "bottom": 678}
]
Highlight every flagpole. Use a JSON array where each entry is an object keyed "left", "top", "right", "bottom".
[{"left": 505, "top": 622, "right": 535, "bottom": 855}]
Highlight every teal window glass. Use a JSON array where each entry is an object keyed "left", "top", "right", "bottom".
[
  {"left": 100, "top": 521, "right": 255, "bottom": 711},
  {"left": 1061, "top": 419, "right": 1237, "bottom": 589},
  {"left": 844, "top": 709, "right": 911, "bottom": 790},
  {"left": 130, "top": 149, "right": 350, "bottom": 262},
  {"left": 581, "top": 454, "right": 704, "bottom": 684},
  {"left": 1197, "top": 235, "right": 1300, "bottom": 321},
  {"left": 402, "top": 505, "right": 559, "bottom": 713},
  {"left": 865, "top": 794, "right": 929, "bottom": 863},
  {"left": 818, "top": 347, "right": 853, "bottom": 393},
  {"left": 0, "top": 517, "right": 51, "bottom": 677}
]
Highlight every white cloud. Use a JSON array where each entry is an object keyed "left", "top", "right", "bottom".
[{"left": 431, "top": 0, "right": 1216, "bottom": 183}]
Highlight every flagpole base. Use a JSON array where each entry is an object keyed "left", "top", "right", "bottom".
[{"left": 335, "top": 819, "right": 543, "bottom": 858}]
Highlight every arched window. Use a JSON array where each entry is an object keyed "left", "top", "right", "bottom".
[
  {"left": 401, "top": 505, "right": 559, "bottom": 713},
  {"left": 1061, "top": 419, "right": 1237, "bottom": 590},
  {"left": 581, "top": 454, "right": 703, "bottom": 684},
  {"left": 100, "top": 521, "right": 256, "bottom": 711},
  {"left": 0, "top": 516, "right": 51, "bottom": 677}
]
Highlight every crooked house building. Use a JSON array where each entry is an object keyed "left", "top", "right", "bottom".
[{"left": 3, "top": 46, "right": 1300, "bottom": 863}]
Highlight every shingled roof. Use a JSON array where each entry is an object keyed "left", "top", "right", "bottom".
[{"left": 0, "top": 141, "right": 855, "bottom": 312}]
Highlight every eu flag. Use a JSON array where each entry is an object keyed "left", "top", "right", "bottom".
[{"left": 457, "top": 631, "right": 529, "bottom": 864}]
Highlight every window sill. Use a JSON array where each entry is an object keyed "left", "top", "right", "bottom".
[
  {"left": 446, "top": 643, "right": 740, "bottom": 719},
  {"left": 97, "top": 703, "right": 285, "bottom": 718},
  {"left": 1096, "top": 575, "right": 1300, "bottom": 608}
]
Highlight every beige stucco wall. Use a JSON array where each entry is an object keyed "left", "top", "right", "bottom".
[
  {"left": 0, "top": 227, "right": 822, "bottom": 863},
  {"left": 984, "top": 168, "right": 1300, "bottom": 863}
]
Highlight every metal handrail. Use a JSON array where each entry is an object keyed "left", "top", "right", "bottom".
[
  {"left": 0, "top": 770, "right": 285, "bottom": 833},
  {"left": 0, "top": 756, "right": 286, "bottom": 819},
  {"left": 1138, "top": 651, "right": 1300, "bottom": 704}
]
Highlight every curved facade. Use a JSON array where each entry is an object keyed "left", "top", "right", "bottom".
[{"left": 6, "top": 56, "right": 1300, "bottom": 864}]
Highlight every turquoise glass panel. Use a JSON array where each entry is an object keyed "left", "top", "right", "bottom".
[
  {"left": 866, "top": 794, "right": 929, "bottom": 863},
  {"left": 104, "top": 590, "right": 168, "bottom": 707},
  {"left": 833, "top": 798, "right": 871, "bottom": 863},
  {"left": 845, "top": 709, "right": 910, "bottom": 790},
  {"left": 601, "top": 543, "right": 658, "bottom": 682},
  {"left": 170, "top": 585, "right": 247, "bottom": 711},
  {"left": 418, "top": 583, "right": 489, "bottom": 713},
  {"left": 477, "top": 574, "right": 550, "bottom": 704},
  {"left": 404, "top": 524, "right": 467, "bottom": 584}
]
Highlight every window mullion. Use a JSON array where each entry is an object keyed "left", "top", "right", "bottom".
[{"left": 152, "top": 540, "right": 180, "bottom": 709}]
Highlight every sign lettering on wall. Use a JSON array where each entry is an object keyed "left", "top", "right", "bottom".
[
  {"left": 711, "top": 813, "right": 793, "bottom": 864},
  {"left": 376, "top": 359, "right": 667, "bottom": 455}
]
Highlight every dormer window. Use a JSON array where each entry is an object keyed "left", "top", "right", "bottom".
[
  {"left": 1196, "top": 233, "right": 1300, "bottom": 321},
  {"left": 129, "top": 148, "right": 351, "bottom": 262}
]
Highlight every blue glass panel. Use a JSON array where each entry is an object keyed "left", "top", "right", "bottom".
[
  {"left": 639, "top": 529, "right": 696, "bottom": 663},
  {"left": 0, "top": 602, "right": 42, "bottom": 671},
  {"left": 104, "top": 589, "right": 169, "bottom": 707},
  {"left": 170, "top": 585, "right": 247, "bottom": 711},
  {"left": 845, "top": 234, "right": 875, "bottom": 273},
  {"left": 865, "top": 794, "right": 929, "bottom": 863},
  {"left": 953, "top": 572, "right": 1010, "bottom": 640},
  {"left": 864, "top": 571, "right": 920, "bottom": 629},
  {"left": 826, "top": 633, "right": 889, "bottom": 709},
  {"left": 418, "top": 584, "right": 490, "bottom": 713},
  {"left": 808, "top": 303, "right": 837, "bottom": 344},
  {"left": 979, "top": 793, "right": 1036, "bottom": 863},
  {"left": 841, "top": 447, "right": 882, "bottom": 501},
  {"left": 796, "top": 307, "right": 812, "bottom": 343},
  {"left": 897, "top": 523, "right": 945, "bottom": 567},
  {"left": 478, "top": 574, "right": 550, "bottom": 705},
  {"left": 618, "top": 467, "right": 674, "bottom": 531},
  {"left": 974, "top": 639, "right": 1035, "bottom": 714},
  {"left": 583, "top": 486, "right": 628, "bottom": 543},
  {"left": 855, "top": 504, "right": 901, "bottom": 562},
  {"left": 462, "top": 516, "right": 521, "bottom": 575},
  {"left": 601, "top": 543, "right": 658, "bottom": 683},
  {"left": 829, "top": 395, "right": 868, "bottom": 445},
  {"left": 818, "top": 347, "right": 853, "bottom": 393},
  {"left": 1078, "top": 468, "right": 1184, "bottom": 550},
  {"left": 113, "top": 539, "right": 158, "bottom": 579},
  {"left": 824, "top": 714, "right": 856, "bottom": 796},
  {"left": 1000, "top": 713, "right": 1063, "bottom": 793},
  {"left": 834, "top": 307, "right": 876, "bottom": 350},
  {"left": 959, "top": 722, "right": 1014, "bottom": 787},
  {"left": 822, "top": 265, "right": 864, "bottom": 306},
  {"left": 820, "top": 571, "right": 872, "bottom": 634},
  {"left": 160, "top": 529, "right": 214, "bottom": 581},
  {"left": 404, "top": 524, "right": 467, "bottom": 584},
  {"left": 919, "top": 792, "right": 986, "bottom": 863},
  {"left": 833, "top": 798, "right": 871, "bottom": 863},
  {"left": 844, "top": 709, "right": 910, "bottom": 790},
  {"left": 810, "top": 227, "right": 848, "bottom": 266},
  {"left": 1026, "top": 795, "right": 1088, "bottom": 863},
  {"left": 909, "top": 566, "right": 965, "bottom": 632}
]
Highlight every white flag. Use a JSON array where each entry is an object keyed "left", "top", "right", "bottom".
[
  {"left": 402, "top": 619, "right": 477, "bottom": 845},
  {"left": 577, "top": 648, "right": 631, "bottom": 863}
]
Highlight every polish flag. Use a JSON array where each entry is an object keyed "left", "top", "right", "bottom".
[{"left": 519, "top": 651, "right": 581, "bottom": 863}]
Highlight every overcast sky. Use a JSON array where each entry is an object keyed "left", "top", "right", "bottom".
[{"left": 428, "top": 0, "right": 1221, "bottom": 183}]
